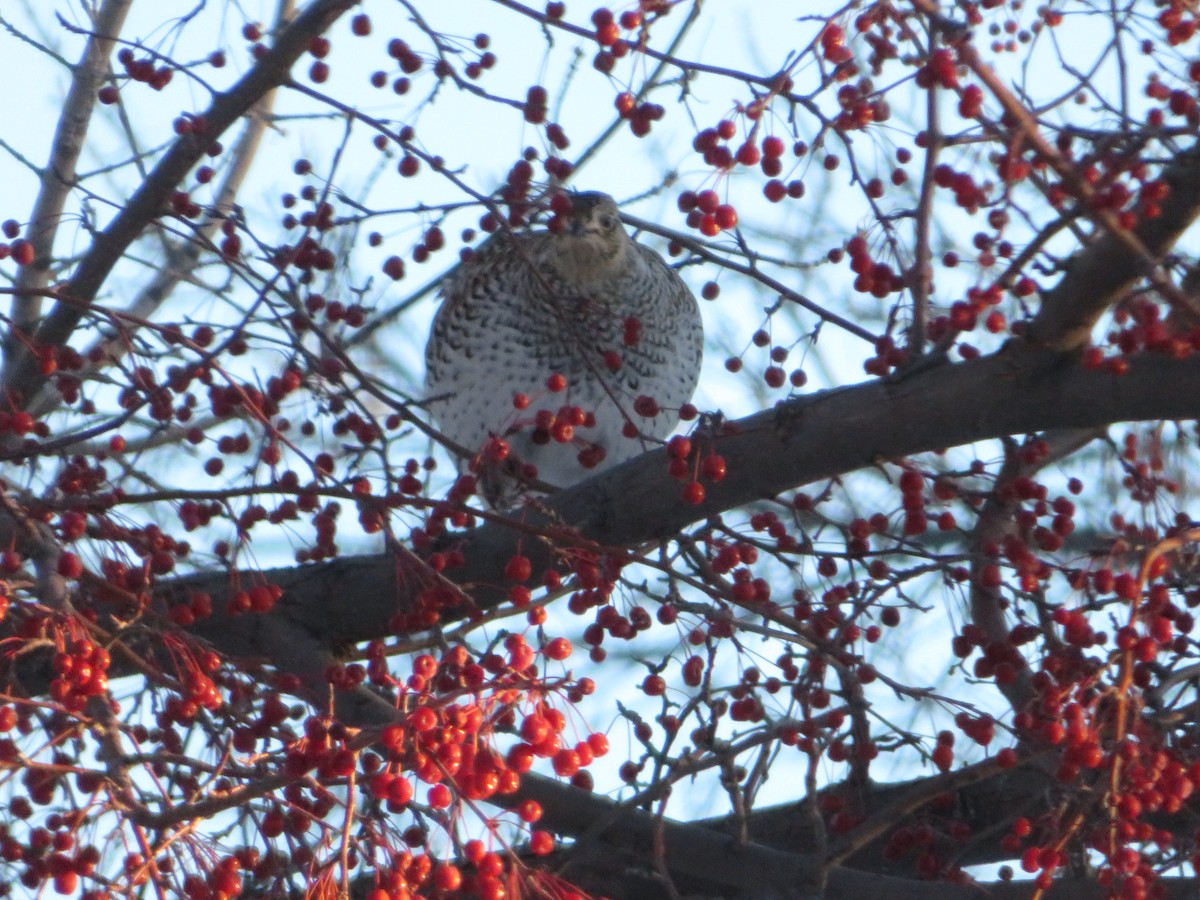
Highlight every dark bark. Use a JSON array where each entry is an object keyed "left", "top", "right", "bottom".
[{"left": 161, "top": 346, "right": 1200, "bottom": 653}]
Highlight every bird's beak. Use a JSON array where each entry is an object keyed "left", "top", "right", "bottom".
[{"left": 569, "top": 219, "right": 585, "bottom": 237}]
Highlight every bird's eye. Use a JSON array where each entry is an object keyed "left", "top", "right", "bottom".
[{"left": 599, "top": 214, "right": 618, "bottom": 230}]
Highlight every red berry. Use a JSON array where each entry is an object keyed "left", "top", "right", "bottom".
[
  {"left": 505, "top": 555, "right": 532, "bottom": 582},
  {"left": 427, "top": 784, "right": 452, "bottom": 808},
  {"left": 10, "top": 240, "right": 33, "bottom": 266},
  {"left": 667, "top": 435, "right": 692, "bottom": 459},
  {"left": 701, "top": 454, "right": 727, "bottom": 481},
  {"left": 633, "top": 395, "right": 659, "bottom": 417},
  {"left": 57, "top": 553, "right": 83, "bottom": 579}
]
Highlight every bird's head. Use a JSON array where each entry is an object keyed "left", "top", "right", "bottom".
[{"left": 549, "top": 191, "right": 630, "bottom": 278}]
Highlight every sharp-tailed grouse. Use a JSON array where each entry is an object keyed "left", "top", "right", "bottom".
[{"left": 425, "top": 191, "right": 703, "bottom": 506}]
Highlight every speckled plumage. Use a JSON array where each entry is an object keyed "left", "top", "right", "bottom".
[{"left": 425, "top": 192, "right": 703, "bottom": 506}]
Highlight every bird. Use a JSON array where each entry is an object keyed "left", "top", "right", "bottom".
[{"left": 424, "top": 191, "right": 703, "bottom": 508}]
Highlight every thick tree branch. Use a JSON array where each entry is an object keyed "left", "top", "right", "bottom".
[
  {"left": 0, "top": 0, "right": 355, "bottom": 405},
  {"left": 968, "top": 429, "right": 1102, "bottom": 712},
  {"left": 326, "top": 686, "right": 1181, "bottom": 899},
  {"left": 147, "top": 347, "right": 1200, "bottom": 659},
  {"left": 916, "top": 0, "right": 1200, "bottom": 351},
  {"left": 4, "top": 344, "right": 1193, "bottom": 709},
  {"left": 25, "top": 4, "right": 295, "bottom": 420},
  {"left": 1025, "top": 142, "right": 1200, "bottom": 349},
  {"left": 494, "top": 767, "right": 1197, "bottom": 900}
]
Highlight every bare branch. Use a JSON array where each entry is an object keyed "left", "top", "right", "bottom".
[
  {"left": 0, "top": 0, "right": 356, "bottom": 406},
  {"left": 7, "top": 0, "right": 133, "bottom": 344}
]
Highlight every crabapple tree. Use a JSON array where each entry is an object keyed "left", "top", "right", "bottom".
[{"left": 3, "top": 1, "right": 1200, "bottom": 898}]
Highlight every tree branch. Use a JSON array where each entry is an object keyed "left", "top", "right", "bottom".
[
  {"left": 8, "top": 0, "right": 133, "bottom": 345},
  {"left": 0, "top": 0, "right": 355, "bottom": 405},
  {"left": 1025, "top": 142, "right": 1200, "bottom": 349},
  {"left": 151, "top": 348, "right": 1200, "bottom": 656}
]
